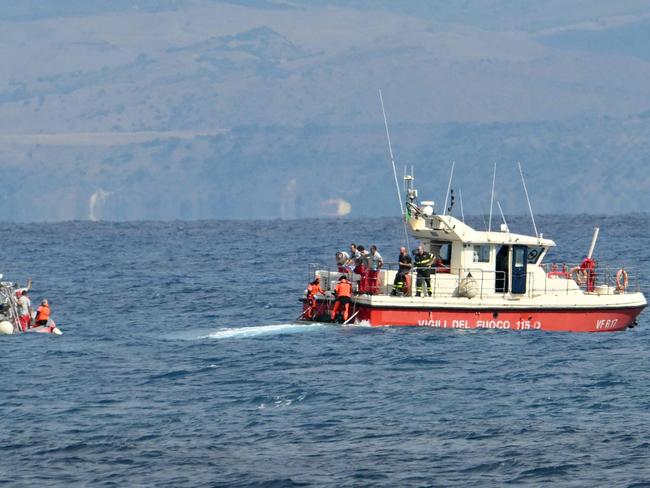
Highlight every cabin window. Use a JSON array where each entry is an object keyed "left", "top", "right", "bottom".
[
  {"left": 473, "top": 245, "right": 491, "bottom": 263},
  {"left": 514, "top": 247, "right": 525, "bottom": 267}
]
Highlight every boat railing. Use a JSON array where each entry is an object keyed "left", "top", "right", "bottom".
[
  {"left": 310, "top": 263, "right": 509, "bottom": 299},
  {"left": 308, "top": 262, "right": 642, "bottom": 299},
  {"left": 541, "top": 263, "right": 642, "bottom": 295}
]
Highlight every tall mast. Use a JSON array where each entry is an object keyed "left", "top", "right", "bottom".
[{"left": 379, "top": 89, "right": 409, "bottom": 249}]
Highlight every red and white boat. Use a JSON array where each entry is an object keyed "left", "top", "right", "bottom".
[{"left": 300, "top": 175, "right": 646, "bottom": 332}]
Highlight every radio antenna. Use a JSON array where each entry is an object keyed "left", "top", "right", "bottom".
[
  {"left": 443, "top": 161, "right": 455, "bottom": 216},
  {"left": 379, "top": 89, "right": 409, "bottom": 248},
  {"left": 459, "top": 187, "right": 465, "bottom": 223},
  {"left": 488, "top": 162, "right": 496, "bottom": 233},
  {"left": 497, "top": 201, "right": 508, "bottom": 230},
  {"left": 518, "top": 162, "right": 539, "bottom": 238}
]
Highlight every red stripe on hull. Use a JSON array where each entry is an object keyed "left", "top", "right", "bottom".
[{"left": 303, "top": 300, "right": 645, "bottom": 332}]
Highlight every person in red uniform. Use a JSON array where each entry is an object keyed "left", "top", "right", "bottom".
[
  {"left": 330, "top": 275, "right": 352, "bottom": 323},
  {"left": 34, "top": 299, "right": 51, "bottom": 328},
  {"left": 305, "top": 277, "right": 324, "bottom": 320},
  {"left": 354, "top": 245, "right": 369, "bottom": 294}
]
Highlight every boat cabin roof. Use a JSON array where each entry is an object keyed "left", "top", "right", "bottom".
[{"left": 408, "top": 213, "right": 556, "bottom": 248}]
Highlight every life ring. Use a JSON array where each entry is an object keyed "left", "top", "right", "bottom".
[
  {"left": 571, "top": 266, "right": 587, "bottom": 285},
  {"left": 616, "top": 269, "right": 628, "bottom": 292}
]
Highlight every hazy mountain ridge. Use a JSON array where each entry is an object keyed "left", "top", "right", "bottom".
[{"left": 0, "top": 1, "right": 648, "bottom": 221}]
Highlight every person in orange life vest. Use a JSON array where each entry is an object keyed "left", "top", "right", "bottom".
[
  {"left": 305, "top": 277, "right": 324, "bottom": 320},
  {"left": 16, "top": 289, "right": 33, "bottom": 332},
  {"left": 331, "top": 275, "right": 352, "bottom": 323},
  {"left": 35, "top": 299, "right": 51, "bottom": 327}
]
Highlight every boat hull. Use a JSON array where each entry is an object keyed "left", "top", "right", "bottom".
[{"left": 303, "top": 299, "right": 645, "bottom": 332}]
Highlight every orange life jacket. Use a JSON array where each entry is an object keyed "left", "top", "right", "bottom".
[
  {"left": 307, "top": 283, "right": 323, "bottom": 297},
  {"left": 335, "top": 281, "right": 352, "bottom": 298},
  {"left": 36, "top": 305, "right": 50, "bottom": 322}
]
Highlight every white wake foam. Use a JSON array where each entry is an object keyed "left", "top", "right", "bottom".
[{"left": 203, "top": 322, "right": 328, "bottom": 339}]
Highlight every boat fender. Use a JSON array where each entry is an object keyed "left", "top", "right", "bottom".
[
  {"left": 458, "top": 276, "right": 478, "bottom": 299},
  {"left": 616, "top": 269, "right": 628, "bottom": 292},
  {"left": 0, "top": 320, "right": 14, "bottom": 335}
]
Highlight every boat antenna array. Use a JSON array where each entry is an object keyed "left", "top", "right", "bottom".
[{"left": 378, "top": 89, "right": 410, "bottom": 249}]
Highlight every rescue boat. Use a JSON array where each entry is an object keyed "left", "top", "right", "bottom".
[
  {"left": 300, "top": 175, "right": 646, "bottom": 332},
  {"left": 0, "top": 281, "right": 62, "bottom": 336}
]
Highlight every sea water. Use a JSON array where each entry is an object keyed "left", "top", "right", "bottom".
[{"left": 0, "top": 215, "right": 649, "bottom": 487}]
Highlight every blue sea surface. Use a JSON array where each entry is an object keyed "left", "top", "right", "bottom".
[{"left": 0, "top": 215, "right": 649, "bottom": 487}]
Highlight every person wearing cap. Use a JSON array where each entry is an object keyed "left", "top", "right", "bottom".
[
  {"left": 331, "top": 275, "right": 352, "bottom": 323},
  {"left": 305, "top": 277, "right": 324, "bottom": 320},
  {"left": 16, "top": 288, "right": 33, "bottom": 332},
  {"left": 34, "top": 299, "right": 51, "bottom": 328}
]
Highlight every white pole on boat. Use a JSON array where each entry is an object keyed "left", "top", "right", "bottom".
[
  {"left": 443, "top": 161, "right": 455, "bottom": 216},
  {"left": 459, "top": 187, "right": 465, "bottom": 223},
  {"left": 497, "top": 201, "right": 508, "bottom": 228},
  {"left": 343, "top": 311, "right": 359, "bottom": 325},
  {"left": 379, "top": 89, "right": 410, "bottom": 249},
  {"left": 488, "top": 162, "right": 496, "bottom": 234},
  {"left": 587, "top": 227, "right": 600, "bottom": 259},
  {"left": 518, "top": 162, "right": 539, "bottom": 238}
]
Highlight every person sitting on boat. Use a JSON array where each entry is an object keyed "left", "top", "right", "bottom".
[
  {"left": 16, "top": 289, "right": 33, "bottom": 332},
  {"left": 34, "top": 299, "right": 51, "bottom": 328},
  {"left": 392, "top": 247, "right": 412, "bottom": 296},
  {"left": 413, "top": 244, "right": 434, "bottom": 297},
  {"left": 305, "top": 277, "right": 324, "bottom": 320},
  {"left": 367, "top": 245, "right": 384, "bottom": 295},
  {"left": 330, "top": 275, "right": 352, "bottom": 323}
]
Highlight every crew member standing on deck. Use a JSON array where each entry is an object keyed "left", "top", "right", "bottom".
[
  {"left": 367, "top": 245, "right": 384, "bottom": 295},
  {"left": 414, "top": 244, "right": 434, "bottom": 297},
  {"left": 16, "top": 289, "right": 33, "bottom": 332},
  {"left": 331, "top": 275, "right": 352, "bottom": 323},
  {"left": 355, "top": 245, "right": 369, "bottom": 293},
  {"left": 305, "top": 277, "right": 324, "bottom": 320},
  {"left": 392, "top": 247, "right": 412, "bottom": 296}
]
